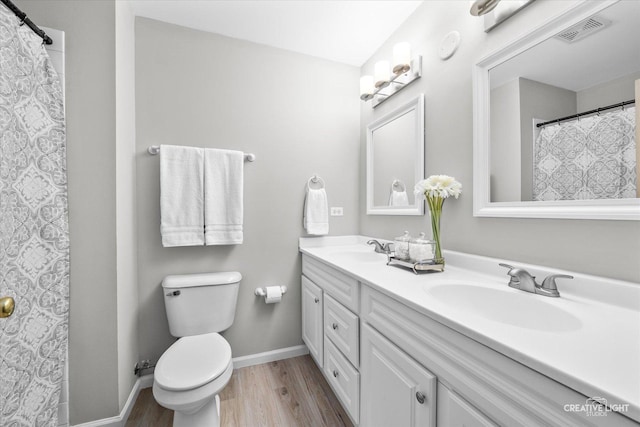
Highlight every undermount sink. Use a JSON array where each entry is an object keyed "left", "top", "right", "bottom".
[{"left": 426, "top": 283, "right": 582, "bottom": 332}]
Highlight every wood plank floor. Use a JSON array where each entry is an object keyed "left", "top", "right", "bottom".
[{"left": 126, "top": 355, "right": 353, "bottom": 427}]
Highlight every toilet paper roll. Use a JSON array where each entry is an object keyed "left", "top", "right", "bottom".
[{"left": 265, "top": 286, "right": 282, "bottom": 304}]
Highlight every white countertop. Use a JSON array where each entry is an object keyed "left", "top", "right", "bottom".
[{"left": 299, "top": 235, "right": 640, "bottom": 422}]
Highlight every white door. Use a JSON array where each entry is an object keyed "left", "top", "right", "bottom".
[
  {"left": 361, "top": 324, "right": 437, "bottom": 427},
  {"left": 302, "top": 275, "right": 323, "bottom": 367}
]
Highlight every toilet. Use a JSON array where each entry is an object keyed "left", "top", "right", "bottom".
[{"left": 153, "top": 272, "right": 241, "bottom": 427}]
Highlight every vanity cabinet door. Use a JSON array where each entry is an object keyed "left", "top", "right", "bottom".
[
  {"left": 361, "top": 324, "right": 436, "bottom": 427},
  {"left": 438, "top": 383, "right": 498, "bottom": 427},
  {"left": 302, "top": 276, "right": 323, "bottom": 367}
]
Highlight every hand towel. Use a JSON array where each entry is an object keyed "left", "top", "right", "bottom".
[
  {"left": 160, "top": 145, "right": 205, "bottom": 247},
  {"left": 389, "top": 190, "right": 409, "bottom": 206},
  {"left": 303, "top": 187, "right": 329, "bottom": 235},
  {"left": 204, "top": 148, "right": 244, "bottom": 245}
]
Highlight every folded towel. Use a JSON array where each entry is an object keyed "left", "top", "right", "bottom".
[
  {"left": 389, "top": 190, "right": 409, "bottom": 206},
  {"left": 303, "top": 187, "right": 329, "bottom": 235},
  {"left": 160, "top": 145, "right": 205, "bottom": 247},
  {"left": 204, "top": 148, "right": 244, "bottom": 245}
]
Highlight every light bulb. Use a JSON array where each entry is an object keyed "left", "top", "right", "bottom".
[
  {"left": 374, "top": 60, "right": 390, "bottom": 88},
  {"left": 393, "top": 42, "right": 411, "bottom": 74},
  {"left": 359, "top": 75, "right": 374, "bottom": 100}
]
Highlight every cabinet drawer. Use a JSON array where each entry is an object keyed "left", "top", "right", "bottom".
[
  {"left": 302, "top": 256, "right": 359, "bottom": 313},
  {"left": 324, "top": 337, "right": 360, "bottom": 425},
  {"left": 324, "top": 293, "right": 359, "bottom": 368}
]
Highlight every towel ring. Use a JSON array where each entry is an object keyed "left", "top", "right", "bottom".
[
  {"left": 307, "top": 174, "right": 325, "bottom": 190},
  {"left": 391, "top": 179, "right": 406, "bottom": 192}
]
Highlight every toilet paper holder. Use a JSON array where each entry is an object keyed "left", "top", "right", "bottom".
[{"left": 254, "top": 286, "right": 287, "bottom": 297}]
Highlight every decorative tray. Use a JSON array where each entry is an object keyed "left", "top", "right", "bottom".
[{"left": 386, "top": 254, "right": 444, "bottom": 274}]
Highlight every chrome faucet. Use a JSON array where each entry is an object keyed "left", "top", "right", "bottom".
[
  {"left": 367, "top": 239, "right": 393, "bottom": 254},
  {"left": 499, "top": 263, "right": 573, "bottom": 298}
]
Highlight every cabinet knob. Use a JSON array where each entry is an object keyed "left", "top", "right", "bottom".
[
  {"left": 416, "top": 391, "right": 426, "bottom": 404},
  {"left": 333, "top": 370, "right": 339, "bottom": 378},
  {"left": 332, "top": 323, "right": 338, "bottom": 330},
  {"left": 314, "top": 297, "right": 319, "bottom": 303}
]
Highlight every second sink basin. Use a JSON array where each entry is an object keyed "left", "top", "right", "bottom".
[{"left": 425, "top": 283, "right": 582, "bottom": 332}]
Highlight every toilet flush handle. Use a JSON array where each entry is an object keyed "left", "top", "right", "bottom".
[{"left": 166, "top": 290, "right": 181, "bottom": 297}]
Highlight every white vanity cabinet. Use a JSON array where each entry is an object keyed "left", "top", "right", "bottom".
[
  {"left": 300, "top": 238, "right": 640, "bottom": 426},
  {"left": 361, "top": 285, "right": 638, "bottom": 427},
  {"left": 301, "top": 255, "right": 361, "bottom": 425}
]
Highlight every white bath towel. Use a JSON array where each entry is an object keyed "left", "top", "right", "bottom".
[
  {"left": 303, "top": 187, "right": 329, "bottom": 235},
  {"left": 204, "top": 148, "right": 244, "bottom": 245},
  {"left": 160, "top": 145, "right": 205, "bottom": 247}
]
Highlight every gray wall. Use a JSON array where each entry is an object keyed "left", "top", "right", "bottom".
[
  {"left": 490, "top": 79, "right": 520, "bottom": 202},
  {"left": 16, "top": 1, "right": 120, "bottom": 424},
  {"left": 135, "top": 18, "right": 360, "bottom": 363},
  {"left": 359, "top": 0, "right": 640, "bottom": 283},
  {"left": 577, "top": 71, "right": 640, "bottom": 111}
]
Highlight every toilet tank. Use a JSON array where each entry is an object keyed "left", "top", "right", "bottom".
[{"left": 162, "top": 272, "right": 241, "bottom": 337}]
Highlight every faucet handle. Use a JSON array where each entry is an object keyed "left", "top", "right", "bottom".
[
  {"left": 541, "top": 274, "right": 573, "bottom": 292},
  {"left": 498, "top": 263, "right": 515, "bottom": 272},
  {"left": 498, "top": 263, "right": 522, "bottom": 287}
]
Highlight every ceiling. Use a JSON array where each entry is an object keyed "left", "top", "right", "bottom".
[{"left": 129, "top": 0, "right": 424, "bottom": 67}]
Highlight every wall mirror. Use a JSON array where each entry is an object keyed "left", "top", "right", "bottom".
[
  {"left": 367, "top": 94, "right": 424, "bottom": 215},
  {"left": 473, "top": 0, "right": 640, "bottom": 220}
]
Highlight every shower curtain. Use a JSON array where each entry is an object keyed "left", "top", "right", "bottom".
[
  {"left": 533, "top": 106, "right": 636, "bottom": 201},
  {"left": 0, "top": 5, "right": 69, "bottom": 427}
]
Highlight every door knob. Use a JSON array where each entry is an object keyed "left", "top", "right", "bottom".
[{"left": 1, "top": 296, "right": 15, "bottom": 318}]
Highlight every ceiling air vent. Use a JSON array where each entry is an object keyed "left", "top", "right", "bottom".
[{"left": 554, "top": 16, "right": 611, "bottom": 43}]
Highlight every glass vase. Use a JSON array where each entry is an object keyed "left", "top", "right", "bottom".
[{"left": 426, "top": 195, "right": 444, "bottom": 265}]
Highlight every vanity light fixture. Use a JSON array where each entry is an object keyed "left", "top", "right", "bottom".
[{"left": 360, "top": 42, "right": 422, "bottom": 108}]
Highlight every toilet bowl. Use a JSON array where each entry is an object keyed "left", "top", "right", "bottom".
[{"left": 153, "top": 332, "right": 233, "bottom": 427}]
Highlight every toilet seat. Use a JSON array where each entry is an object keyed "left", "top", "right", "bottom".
[{"left": 155, "top": 332, "right": 232, "bottom": 391}]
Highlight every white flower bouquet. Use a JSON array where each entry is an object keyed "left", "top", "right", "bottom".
[
  {"left": 414, "top": 175, "right": 462, "bottom": 200},
  {"left": 414, "top": 175, "right": 462, "bottom": 266}
]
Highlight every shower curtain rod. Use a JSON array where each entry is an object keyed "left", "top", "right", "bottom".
[
  {"left": 536, "top": 99, "right": 635, "bottom": 128},
  {"left": 1, "top": 0, "right": 52, "bottom": 45}
]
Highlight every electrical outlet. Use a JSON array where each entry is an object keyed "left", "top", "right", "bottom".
[{"left": 330, "top": 207, "right": 344, "bottom": 216}]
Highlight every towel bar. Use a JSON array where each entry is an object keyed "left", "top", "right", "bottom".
[{"left": 147, "top": 145, "right": 255, "bottom": 162}]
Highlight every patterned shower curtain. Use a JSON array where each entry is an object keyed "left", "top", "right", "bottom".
[
  {"left": 533, "top": 106, "right": 636, "bottom": 201},
  {"left": 0, "top": 5, "right": 69, "bottom": 427}
]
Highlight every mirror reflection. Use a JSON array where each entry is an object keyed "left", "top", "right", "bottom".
[
  {"left": 372, "top": 111, "right": 415, "bottom": 207},
  {"left": 489, "top": 0, "right": 639, "bottom": 203},
  {"left": 367, "top": 94, "right": 424, "bottom": 215}
]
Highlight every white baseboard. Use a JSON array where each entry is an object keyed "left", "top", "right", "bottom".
[
  {"left": 72, "top": 345, "right": 310, "bottom": 426},
  {"left": 71, "top": 375, "right": 146, "bottom": 427},
  {"left": 232, "top": 344, "right": 309, "bottom": 369}
]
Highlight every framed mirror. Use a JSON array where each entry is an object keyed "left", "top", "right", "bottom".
[
  {"left": 473, "top": 0, "right": 640, "bottom": 220},
  {"left": 367, "top": 94, "right": 424, "bottom": 215}
]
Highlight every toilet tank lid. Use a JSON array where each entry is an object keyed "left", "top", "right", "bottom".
[{"left": 162, "top": 272, "right": 242, "bottom": 289}]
